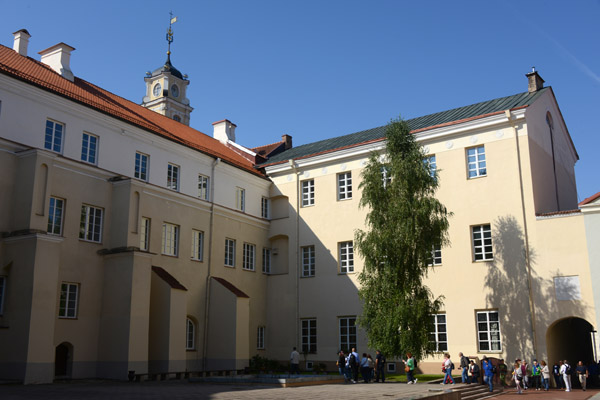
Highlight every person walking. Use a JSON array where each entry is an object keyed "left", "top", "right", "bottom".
[
  {"left": 337, "top": 351, "right": 347, "bottom": 382},
  {"left": 469, "top": 360, "right": 480, "bottom": 384},
  {"left": 482, "top": 356, "right": 494, "bottom": 392},
  {"left": 561, "top": 359, "right": 572, "bottom": 392},
  {"left": 442, "top": 353, "right": 455, "bottom": 385},
  {"left": 576, "top": 361, "right": 588, "bottom": 391},
  {"left": 403, "top": 352, "right": 417, "bottom": 384},
  {"left": 459, "top": 352, "right": 469, "bottom": 384},
  {"left": 375, "top": 350, "right": 386, "bottom": 383},
  {"left": 290, "top": 347, "right": 300, "bottom": 375},
  {"left": 540, "top": 360, "right": 550, "bottom": 391},
  {"left": 513, "top": 360, "right": 523, "bottom": 394}
]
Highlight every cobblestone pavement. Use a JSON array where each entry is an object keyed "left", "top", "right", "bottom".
[{"left": 0, "top": 380, "right": 450, "bottom": 400}]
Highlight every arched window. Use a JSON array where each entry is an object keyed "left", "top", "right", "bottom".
[
  {"left": 173, "top": 115, "right": 181, "bottom": 122},
  {"left": 186, "top": 318, "right": 196, "bottom": 350}
]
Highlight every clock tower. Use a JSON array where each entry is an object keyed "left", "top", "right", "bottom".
[{"left": 142, "top": 15, "right": 193, "bottom": 125}]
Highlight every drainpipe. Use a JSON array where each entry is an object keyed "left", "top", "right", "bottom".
[
  {"left": 202, "top": 157, "right": 220, "bottom": 371},
  {"left": 505, "top": 110, "right": 538, "bottom": 359},
  {"left": 289, "top": 159, "right": 300, "bottom": 348}
]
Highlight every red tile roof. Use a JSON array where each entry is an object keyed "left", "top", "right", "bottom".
[
  {"left": 152, "top": 266, "right": 187, "bottom": 291},
  {"left": 212, "top": 277, "right": 249, "bottom": 298},
  {"left": 535, "top": 209, "right": 581, "bottom": 217},
  {"left": 579, "top": 192, "right": 600, "bottom": 206},
  {"left": 0, "top": 44, "right": 265, "bottom": 178}
]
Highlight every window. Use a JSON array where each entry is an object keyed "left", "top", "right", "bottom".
[
  {"left": 236, "top": 187, "right": 245, "bottom": 211},
  {"left": 167, "top": 163, "right": 180, "bottom": 191},
  {"left": 339, "top": 317, "right": 357, "bottom": 353},
  {"left": 225, "top": 238, "right": 236, "bottom": 267},
  {"left": 186, "top": 318, "right": 196, "bottom": 350},
  {"left": 161, "top": 223, "right": 179, "bottom": 256},
  {"left": 472, "top": 224, "right": 493, "bottom": 261},
  {"left": 243, "top": 243, "right": 256, "bottom": 271},
  {"left": 302, "top": 246, "right": 315, "bottom": 277},
  {"left": 257, "top": 326, "right": 265, "bottom": 349},
  {"left": 467, "top": 146, "right": 486, "bottom": 178},
  {"left": 81, "top": 133, "right": 98, "bottom": 164},
  {"left": 424, "top": 155, "right": 436, "bottom": 178},
  {"left": 135, "top": 152, "right": 149, "bottom": 181},
  {"left": 44, "top": 119, "right": 64, "bottom": 153},
  {"left": 191, "top": 230, "right": 204, "bottom": 261},
  {"left": 477, "top": 311, "right": 501, "bottom": 351},
  {"left": 429, "top": 313, "right": 448, "bottom": 352},
  {"left": 337, "top": 172, "right": 352, "bottom": 200},
  {"left": 173, "top": 115, "right": 181, "bottom": 122},
  {"left": 262, "top": 248, "right": 271, "bottom": 274},
  {"left": 59, "top": 283, "right": 79, "bottom": 318},
  {"left": 198, "top": 174, "right": 210, "bottom": 200},
  {"left": 381, "top": 166, "right": 392, "bottom": 188},
  {"left": 0, "top": 276, "right": 6, "bottom": 315},
  {"left": 47, "top": 197, "right": 65, "bottom": 235},
  {"left": 301, "top": 179, "right": 314, "bottom": 207},
  {"left": 140, "top": 217, "right": 150, "bottom": 251},
  {"left": 339, "top": 241, "right": 354, "bottom": 273},
  {"left": 261, "top": 197, "right": 270, "bottom": 219},
  {"left": 427, "top": 244, "right": 442, "bottom": 266},
  {"left": 301, "top": 319, "right": 317, "bottom": 353},
  {"left": 79, "top": 205, "right": 103, "bottom": 243}
]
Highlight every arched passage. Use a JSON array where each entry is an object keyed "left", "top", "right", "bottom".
[
  {"left": 547, "top": 317, "right": 594, "bottom": 367},
  {"left": 54, "top": 342, "right": 73, "bottom": 378}
]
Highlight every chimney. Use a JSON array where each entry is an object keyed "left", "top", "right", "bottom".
[
  {"left": 282, "top": 134, "right": 293, "bottom": 150},
  {"left": 526, "top": 67, "right": 544, "bottom": 93},
  {"left": 212, "top": 119, "right": 237, "bottom": 144},
  {"left": 12, "top": 29, "right": 31, "bottom": 57},
  {"left": 39, "top": 43, "right": 75, "bottom": 82}
]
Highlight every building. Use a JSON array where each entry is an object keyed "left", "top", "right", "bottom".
[{"left": 0, "top": 28, "right": 597, "bottom": 383}]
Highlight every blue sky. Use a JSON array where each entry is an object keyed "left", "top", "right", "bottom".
[{"left": 1, "top": 0, "right": 598, "bottom": 200}]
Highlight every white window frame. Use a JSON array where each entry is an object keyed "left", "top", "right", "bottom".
[
  {"left": 261, "top": 197, "right": 270, "bottom": 219},
  {"left": 79, "top": 204, "right": 103, "bottom": 243},
  {"left": 167, "top": 163, "right": 180, "bottom": 191},
  {"left": 186, "top": 318, "right": 196, "bottom": 350},
  {"left": 198, "top": 174, "right": 210, "bottom": 200},
  {"left": 225, "top": 238, "right": 236, "bottom": 267},
  {"left": 243, "top": 243, "right": 256, "bottom": 271},
  {"left": 430, "top": 313, "right": 448, "bottom": 352},
  {"left": 476, "top": 310, "right": 502, "bottom": 352},
  {"left": 262, "top": 248, "right": 271, "bottom": 274},
  {"left": 191, "top": 230, "right": 204, "bottom": 261},
  {"left": 472, "top": 224, "right": 493, "bottom": 261},
  {"left": 0, "top": 276, "right": 6, "bottom": 315},
  {"left": 337, "top": 172, "right": 352, "bottom": 200},
  {"left": 381, "top": 166, "right": 392, "bottom": 188},
  {"left": 81, "top": 132, "right": 98, "bottom": 165},
  {"left": 236, "top": 187, "right": 246, "bottom": 211},
  {"left": 135, "top": 152, "right": 149, "bottom": 181},
  {"left": 59, "top": 282, "right": 79, "bottom": 319},
  {"left": 44, "top": 119, "right": 64, "bottom": 153},
  {"left": 301, "top": 179, "right": 315, "bottom": 207},
  {"left": 257, "top": 326, "right": 265, "bottom": 350},
  {"left": 140, "top": 217, "right": 150, "bottom": 251},
  {"left": 339, "top": 316, "right": 357, "bottom": 353},
  {"left": 301, "top": 319, "right": 317, "bottom": 354},
  {"left": 467, "top": 145, "right": 486, "bottom": 178},
  {"left": 427, "top": 244, "right": 442, "bottom": 266},
  {"left": 302, "top": 245, "right": 315, "bottom": 277},
  {"left": 161, "top": 222, "right": 179, "bottom": 256},
  {"left": 339, "top": 241, "right": 354, "bottom": 273},
  {"left": 48, "top": 197, "right": 65, "bottom": 236},
  {"left": 425, "top": 154, "right": 436, "bottom": 178}
]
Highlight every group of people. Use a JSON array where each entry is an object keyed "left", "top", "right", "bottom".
[
  {"left": 511, "top": 358, "right": 591, "bottom": 393},
  {"left": 336, "top": 348, "right": 387, "bottom": 383}
]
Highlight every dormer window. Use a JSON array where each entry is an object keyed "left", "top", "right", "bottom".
[
  {"left": 171, "top": 84, "right": 179, "bottom": 98},
  {"left": 153, "top": 83, "right": 162, "bottom": 97}
]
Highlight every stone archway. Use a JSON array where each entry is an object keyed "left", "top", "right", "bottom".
[
  {"left": 54, "top": 342, "right": 73, "bottom": 378},
  {"left": 546, "top": 317, "right": 594, "bottom": 374}
]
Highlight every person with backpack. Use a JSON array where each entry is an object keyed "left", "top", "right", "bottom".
[
  {"left": 441, "top": 353, "right": 455, "bottom": 385},
  {"left": 349, "top": 347, "right": 360, "bottom": 383},
  {"left": 459, "top": 352, "right": 470, "bottom": 384},
  {"left": 375, "top": 350, "right": 386, "bottom": 383},
  {"left": 560, "top": 359, "right": 572, "bottom": 392},
  {"left": 469, "top": 360, "right": 480, "bottom": 384},
  {"left": 482, "top": 356, "right": 494, "bottom": 392}
]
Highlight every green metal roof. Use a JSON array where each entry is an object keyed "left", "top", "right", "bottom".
[{"left": 261, "top": 88, "right": 549, "bottom": 167}]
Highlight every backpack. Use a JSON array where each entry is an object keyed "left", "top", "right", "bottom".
[
  {"left": 492, "top": 365, "right": 497, "bottom": 374},
  {"left": 566, "top": 364, "right": 573, "bottom": 375},
  {"left": 349, "top": 353, "right": 357, "bottom": 366},
  {"left": 450, "top": 362, "right": 455, "bottom": 370}
]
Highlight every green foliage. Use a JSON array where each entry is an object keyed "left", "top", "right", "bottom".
[
  {"left": 249, "top": 354, "right": 285, "bottom": 373},
  {"left": 355, "top": 117, "right": 451, "bottom": 360}
]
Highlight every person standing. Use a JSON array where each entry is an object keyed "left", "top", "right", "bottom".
[
  {"left": 576, "top": 361, "right": 588, "bottom": 391},
  {"left": 360, "top": 352, "right": 370, "bottom": 383},
  {"left": 375, "top": 350, "right": 386, "bottom": 383},
  {"left": 459, "top": 352, "right": 469, "bottom": 384},
  {"left": 290, "top": 347, "right": 300, "bottom": 375},
  {"left": 350, "top": 347, "right": 360, "bottom": 383},
  {"left": 540, "top": 360, "right": 550, "bottom": 391},
  {"left": 531, "top": 359, "right": 541, "bottom": 390},
  {"left": 482, "top": 356, "right": 494, "bottom": 392},
  {"left": 442, "top": 353, "right": 455, "bottom": 385},
  {"left": 337, "top": 351, "right": 347, "bottom": 382},
  {"left": 553, "top": 362, "right": 563, "bottom": 389},
  {"left": 403, "top": 352, "right": 417, "bottom": 384},
  {"left": 561, "top": 359, "right": 572, "bottom": 392}
]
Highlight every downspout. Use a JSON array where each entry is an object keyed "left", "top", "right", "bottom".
[
  {"left": 202, "top": 157, "right": 220, "bottom": 371},
  {"left": 505, "top": 110, "right": 538, "bottom": 358},
  {"left": 289, "top": 159, "right": 300, "bottom": 348}
]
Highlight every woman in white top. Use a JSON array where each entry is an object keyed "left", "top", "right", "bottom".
[
  {"left": 540, "top": 360, "right": 550, "bottom": 391},
  {"left": 442, "top": 353, "right": 455, "bottom": 385},
  {"left": 513, "top": 361, "right": 523, "bottom": 394}
]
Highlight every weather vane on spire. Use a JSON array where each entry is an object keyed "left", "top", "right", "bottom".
[{"left": 166, "top": 11, "right": 177, "bottom": 61}]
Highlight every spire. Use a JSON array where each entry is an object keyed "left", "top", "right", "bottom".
[{"left": 166, "top": 11, "right": 177, "bottom": 64}]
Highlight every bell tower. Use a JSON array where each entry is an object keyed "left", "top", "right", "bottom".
[{"left": 142, "top": 13, "right": 193, "bottom": 125}]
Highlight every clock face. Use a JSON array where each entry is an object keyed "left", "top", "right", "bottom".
[
  {"left": 153, "top": 83, "right": 162, "bottom": 97},
  {"left": 171, "top": 84, "right": 179, "bottom": 98}
]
